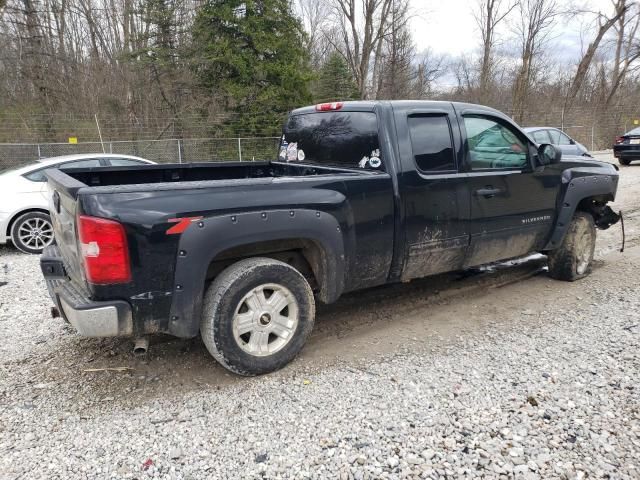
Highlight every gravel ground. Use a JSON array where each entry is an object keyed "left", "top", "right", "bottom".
[{"left": 0, "top": 154, "right": 639, "bottom": 479}]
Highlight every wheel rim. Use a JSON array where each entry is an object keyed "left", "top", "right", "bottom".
[
  {"left": 18, "top": 217, "right": 54, "bottom": 250},
  {"left": 232, "top": 283, "right": 299, "bottom": 357},
  {"left": 575, "top": 228, "right": 592, "bottom": 275}
]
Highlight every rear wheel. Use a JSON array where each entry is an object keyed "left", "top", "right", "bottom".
[
  {"left": 547, "top": 212, "right": 596, "bottom": 281},
  {"left": 200, "top": 257, "right": 315, "bottom": 376},
  {"left": 619, "top": 158, "right": 632, "bottom": 166},
  {"left": 10, "top": 211, "right": 54, "bottom": 254}
]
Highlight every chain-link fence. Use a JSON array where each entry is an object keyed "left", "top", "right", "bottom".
[{"left": 0, "top": 137, "right": 281, "bottom": 170}]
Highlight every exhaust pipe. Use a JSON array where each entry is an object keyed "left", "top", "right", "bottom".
[{"left": 133, "top": 337, "right": 149, "bottom": 355}]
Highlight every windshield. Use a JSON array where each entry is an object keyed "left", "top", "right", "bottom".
[{"left": 280, "top": 111, "right": 382, "bottom": 170}]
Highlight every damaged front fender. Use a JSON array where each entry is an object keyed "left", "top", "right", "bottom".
[
  {"left": 591, "top": 205, "right": 621, "bottom": 230},
  {"left": 544, "top": 172, "right": 619, "bottom": 251}
]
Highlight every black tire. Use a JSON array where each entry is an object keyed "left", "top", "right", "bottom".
[
  {"left": 547, "top": 211, "right": 596, "bottom": 281},
  {"left": 10, "top": 211, "right": 54, "bottom": 254},
  {"left": 619, "top": 158, "right": 631, "bottom": 166},
  {"left": 201, "top": 257, "right": 315, "bottom": 376}
]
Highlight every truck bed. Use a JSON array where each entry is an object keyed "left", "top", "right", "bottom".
[{"left": 47, "top": 161, "right": 374, "bottom": 197}]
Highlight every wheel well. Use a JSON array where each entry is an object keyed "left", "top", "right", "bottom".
[
  {"left": 205, "top": 239, "right": 329, "bottom": 300},
  {"left": 576, "top": 195, "right": 612, "bottom": 216},
  {"left": 575, "top": 195, "right": 619, "bottom": 227},
  {"left": 6, "top": 208, "right": 50, "bottom": 237}
]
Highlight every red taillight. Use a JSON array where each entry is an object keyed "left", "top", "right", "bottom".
[
  {"left": 78, "top": 215, "right": 131, "bottom": 284},
  {"left": 315, "top": 102, "right": 344, "bottom": 111},
  {"left": 615, "top": 136, "right": 624, "bottom": 144}
]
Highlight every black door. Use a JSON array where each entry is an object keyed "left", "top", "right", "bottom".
[
  {"left": 460, "top": 113, "right": 561, "bottom": 267},
  {"left": 395, "top": 105, "right": 471, "bottom": 280}
]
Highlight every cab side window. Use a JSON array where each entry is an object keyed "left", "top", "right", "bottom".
[
  {"left": 408, "top": 115, "right": 456, "bottom": 172},
  {"left": 557, "top": 131, "right": 572, "bottom": 145},
  {"left": 547, "top": 129, "right": 571, "bottom": 145},
  {"left": 532, "top": 130, "right": 551, "bottom": 144},
  {"left": 464, "top": 115, "right": 528, "bottom": 170}
]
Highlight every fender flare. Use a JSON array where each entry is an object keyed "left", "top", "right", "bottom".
[
  {"left": 167, "top": 209, "right": 346, "bottom": 338},
  {"left": 543, "top": 173, "right": 617, "bottom": 250}
]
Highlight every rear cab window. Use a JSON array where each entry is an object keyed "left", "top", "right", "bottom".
[{"left": 280, "top": 111, "right": 383, "bottom": 170}]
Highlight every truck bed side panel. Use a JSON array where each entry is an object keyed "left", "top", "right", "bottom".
[{"left": 72, "top": 172, "right": 394, "bottom": 337}]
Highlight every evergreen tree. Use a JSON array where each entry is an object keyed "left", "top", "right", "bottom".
[
  {"left": 313, "top": 53, "right": 360, "bottom": 103},
  {"left": 191, "top": 0, "right": 312, "bottom": 135}
]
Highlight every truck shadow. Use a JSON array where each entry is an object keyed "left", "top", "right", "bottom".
[{"left": 27, "top": 254, "right": 553, "bottom": 408}]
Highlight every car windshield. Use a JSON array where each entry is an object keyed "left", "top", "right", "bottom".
[{"left": 280, "top": 111, "right": 382, "bottom": 170}]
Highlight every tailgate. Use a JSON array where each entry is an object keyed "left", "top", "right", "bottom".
[{"left": 45, "top": 171, "right": 87, "bottom": 286}]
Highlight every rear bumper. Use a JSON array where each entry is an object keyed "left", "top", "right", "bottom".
[
  {"left": 41, "top": 246, "right": 133, "bottom": 337},
  {"left": 613, "top": 146, "right": 640, "bottom": 158}
]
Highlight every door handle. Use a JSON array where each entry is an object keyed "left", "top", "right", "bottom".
[{"left": 474, "top": 187, "right": 504, "bottom": 198}]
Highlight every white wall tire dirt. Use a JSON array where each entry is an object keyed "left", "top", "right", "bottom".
[{"left": 200, "top": 257, "right": 315, "bottom": 376}]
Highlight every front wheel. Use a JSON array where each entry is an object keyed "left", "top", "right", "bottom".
[
  {"left": 200, "top": 257, "right": 316, "bottom": 376},
  {"left": 619, "top": 158, "right": 632, "bottom": 166},
  {"left": 547, "top": 212, "right": 596, "bottom": 281},
  {"left": 10, "top": 211, "right": 54, "bottom": 254}
]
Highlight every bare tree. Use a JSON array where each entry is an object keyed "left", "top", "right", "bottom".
[
  {"left": 563, "top": 0, "right": 629, "bottom": 112},
  {"left": 511, "top": 0, "right": 559, "bottom": 123},
  {"left": 452, "top": 55, "right": 476, "bottom": 98},
  {"left": 474, "top": 0, "right": 519, "bottom": 103},
  {"left": 330, "top": 0, "right": 394, "bottom": 98},
  {"left": 297, "top": 0, "right": 333, "bottom": 67},
  {"left": 375, "top": 0, "right": 415, "bottom": 99},
  {"left": 412, "top": 48, "right": 448, "bottom": 98},
  {"left": 605, "top": 2, "right": 640, "bottom": 106}
]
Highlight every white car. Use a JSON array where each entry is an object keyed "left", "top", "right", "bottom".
[{"left": 0, "top": 154, "right": 155, "bottom": 254}]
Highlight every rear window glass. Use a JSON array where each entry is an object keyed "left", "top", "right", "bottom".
[
  {"left": 24, "top": 169, "right": 47, "bottom": 182},
  {"left": 408, "top": 115, "right": 455, "bottom": 172},
  {"left": 626, "top": 127, "right": 640, "bottom": 136},
  {"left": 280, "top": 112, "right": 382, "bottom": 170}
]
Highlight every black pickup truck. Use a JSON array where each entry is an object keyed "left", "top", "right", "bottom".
[{"left": 41, "top": 101, "right": 621, "bottom": 375}]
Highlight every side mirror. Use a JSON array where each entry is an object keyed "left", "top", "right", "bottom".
[
  {"left": 569, "top": 138, "right": 576, "bottom": 145},
  {"left": 537, "top": 144, "right": 561, "bottom": 165}
]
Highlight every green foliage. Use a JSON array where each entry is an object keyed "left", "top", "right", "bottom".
[
  {"left": 313, "top": 53, "right": 360, "bottom": 103},
  {"left": 191, "top": 0, "right": 312, "bottom": 135}
]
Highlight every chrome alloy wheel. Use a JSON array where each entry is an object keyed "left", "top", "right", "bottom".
[
  {"left": 232, "top": 283, "right": 299, "bottom": 356},
  {"left": 18, "top": 217, "right": 54, "bottom": 250}
]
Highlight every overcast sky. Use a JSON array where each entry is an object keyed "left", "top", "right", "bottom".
[{"left": 410, "top": 0, "right": 618, "bottom": 61}]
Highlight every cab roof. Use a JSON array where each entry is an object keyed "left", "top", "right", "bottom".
[{"left": 290, "top": 100, "right": 506, "bottom": 117}]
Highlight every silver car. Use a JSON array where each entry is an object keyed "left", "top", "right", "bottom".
[{"left": 523, "top": 127, "right": 593, "bottom": 158}]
